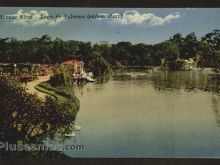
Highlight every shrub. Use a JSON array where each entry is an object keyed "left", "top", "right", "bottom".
[
  {"left": 0, "top": 77, "right": 79, "bottom": 144},
  {"left": 167, "top": 59, "right": 185, "bottom": 70}
]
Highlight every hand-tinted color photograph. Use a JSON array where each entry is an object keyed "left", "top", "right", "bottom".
[{"left": 0, "top": 7, "right": 219, "bottom": 159}]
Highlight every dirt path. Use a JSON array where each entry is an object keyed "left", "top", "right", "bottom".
[{"left": 25, "top": 75, "right": 51, "bottom": 99}]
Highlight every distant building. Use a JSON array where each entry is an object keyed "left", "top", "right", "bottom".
[
  {"left": 161, "top": 55, "right": 199, "bottom": 70},
  {"left": 161, "top": 58, "right": 167, "bottom": 67},
  {"left": 62, "top": 60, "right": 84, "bottom": 74},
  {"left": 183, "top": 58, "right": 195, "bottom": 70}
]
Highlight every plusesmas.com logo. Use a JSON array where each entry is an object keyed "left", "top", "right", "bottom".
[{"left": 0, "top": 141, "right": 85, "bottom": 152}]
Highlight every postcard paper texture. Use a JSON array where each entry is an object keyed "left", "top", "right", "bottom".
[{"left": 0, "top": 7, "right": 220, "bottom": 158}]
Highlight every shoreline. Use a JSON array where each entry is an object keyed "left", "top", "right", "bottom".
[{"left": 25, "top": 75, "right": 51, "bottom": 99}]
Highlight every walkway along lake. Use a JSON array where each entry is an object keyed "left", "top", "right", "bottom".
[{"left": 50, "top": 69, "right": 220, "bottom": 158}]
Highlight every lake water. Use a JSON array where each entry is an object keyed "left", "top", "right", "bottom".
[{"left": 57, "top": 70, "right": 220, "bottom": 158}]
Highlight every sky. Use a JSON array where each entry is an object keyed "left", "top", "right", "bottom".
[{"left": 0, "top": 7, "right": 219, "bottom": 44}]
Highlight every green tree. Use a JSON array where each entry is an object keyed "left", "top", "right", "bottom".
[
  {"left": 181, "top": 32, "right": 198, "bottom": 58},
  {"left": 157, "top": 41, "right": 180, "bottom": 61},
  {"left": 202, "top": 30, "right": 220, "bottom": 50},
  {"left": 0, "top": 77, "right": 78, "bottom": 143},
  {"left": 88, "top": 51, "right": 111, "bottom": 76}
]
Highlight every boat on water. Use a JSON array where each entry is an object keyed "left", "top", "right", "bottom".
[{"left": 73, "top": 72, "right": 96, "bottom": 83}]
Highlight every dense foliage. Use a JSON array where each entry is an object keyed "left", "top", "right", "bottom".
[
  {"left": 0, "top": 30, "right": 219, "bottom": 69},
  {"left": 49, "top": 64, "right": 75, "bottom": 86},
  {"left": 0, "top": 77, "right": 79, "bottom": 144},
  {"left": 87, "top": 51, "right": 111, "bottom": 76}
]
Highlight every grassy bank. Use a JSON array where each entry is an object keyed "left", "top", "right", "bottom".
[
  {"left": 35, "top": 82, "right": 66, "bottom": 103},
  {"left": 0, "top": 76, "right": 80, "bottom": 149},
  {"left": 35, "top": 82, "right": 80, "bottom": 118},
  {"left": 35, "top": 82, "right": 80, "bottom": 109}
]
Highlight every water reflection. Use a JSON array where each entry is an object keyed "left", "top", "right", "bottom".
[
  {"left": 212, "top": 95, "right": 220, "bottom": 127},
  {"left": 63, "top": 69, "right": 220, "bottom": 158},
  {"left": 113, "top": 68, "right": 220, "bottom": 92},
  {"left": 95, "top": 74, "right": 111, "bottom": 84},
  {"left": 149, "top": 70, "right": 219, "bottom": 93}
]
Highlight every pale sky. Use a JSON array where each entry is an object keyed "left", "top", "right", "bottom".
[{"left": 0, "top": 7, "right": 219, "bottom": 44}]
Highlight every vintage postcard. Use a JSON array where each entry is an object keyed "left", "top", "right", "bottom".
[{"left": 0, "top": 7, "right": 219, "bottom": 159}]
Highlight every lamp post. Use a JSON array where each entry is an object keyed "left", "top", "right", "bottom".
[{"left": 14, "top": 64, "right": 17, "bottom": 75}]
